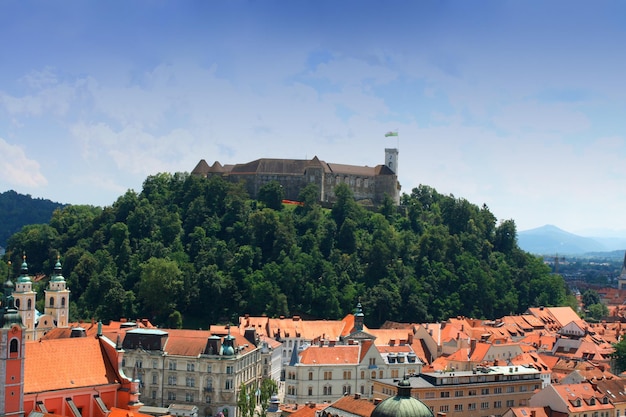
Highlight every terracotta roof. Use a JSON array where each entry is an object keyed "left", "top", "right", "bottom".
[
  {"left": 108, "top": 407, "right": 155, "bottom": 417},
  {"left": 162, "top": 329, "right": 212, "bottom": 356},
  {"left": 299, "top": 345, "right": 360, "bottom": 365},
  {"left": 551, "top": 383, "right": 613, "bottom": 412},
  {"left": 324, "top": 395, "right": 377, "bottom": 417},
  {"left": 25, "top": 337, "right": 120, "bottom": 393},
  {"left": 507, "top": 406, "right": 551, "bottom": 417}
]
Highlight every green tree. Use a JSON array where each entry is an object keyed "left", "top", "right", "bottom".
[
  {"left": 582, "top": 289, "right": 601, "bottom": 308},
  {"left": 587, "top": 303, "right": 608, "bottom": 321},
  {"left": 613, "top": 337, "right": 626, "bottom": 374},
  {"left": 257, "top": 378, "right": 278, "bottom": 417},
  {"left": 136, "top": 257, "right": 183, "bottom": 324},
  {"left": 237, "top": 383, "right": 256, "bottom": 417},
  {"left": 258, "top": 181, "right": 284, "bottom": 211}
]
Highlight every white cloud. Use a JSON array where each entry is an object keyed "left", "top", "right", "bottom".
[{"left": 0, "top": 138, "right": 47, "bottom": 188}]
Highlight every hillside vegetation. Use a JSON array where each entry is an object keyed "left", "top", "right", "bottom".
[
  {"left": 2, "top": 173, "right": 575, "bottom": 328},
  {"left": 0, "top": 190, "right": 65, "bottom": 247}
]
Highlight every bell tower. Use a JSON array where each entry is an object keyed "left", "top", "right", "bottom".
[
  {"left": 1, "top": 267, "right": 26, "bottom": 417},
  {"left": 385, "top": 148, "right": 399, "bottom": 175},
  {"left": 13, "top": 256, "right": 37, "bottom": 340},
  {"left": 44, "top": 257, "right": 70, "bottom": 328}
]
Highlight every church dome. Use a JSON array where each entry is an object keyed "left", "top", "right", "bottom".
[
  {"left": 51, "top": 258, "right": 66, "bottom": 282},
  {"left": 17, "top": 259, "right": 31, "bottom": 283},
  {"left": 371, "top": 379, "right": 433, "bottom": 417}
]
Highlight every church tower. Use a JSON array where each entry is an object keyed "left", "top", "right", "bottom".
[
  {"left": 13, "top": 256, "right": 37, "bottom": 341},
  {"left": 44, "top": 257, "right": 70, "bottom": 328},
  {"left": 0, "top": 267, "right": 26, "bottom": 417}
]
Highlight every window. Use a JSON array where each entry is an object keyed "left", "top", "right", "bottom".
[
  {"left": 15, "top": 299, "right": 20, "bottom": 308},
  {"left": 136, "top": 360, "right": 143, "bottom": 368},
  {"left": 152, "top": 373, "right": 158, "bottom": 384},
  {"left": 226, "top": 366, "right": 234, "bottom": 375},
  {"left": 187, "top": 363, "right": 195, "bottom": 372},
  {"left": 168, "top": 392, "right": 176, "bottom": 401},
  {"left": 61, "top": 297, "right": 66, "bottom": 306},
  {"left": 455, "top": 390, "right": 463, "bottom": 397},
  {"left": 440, "top": 406, "right": 449, "bottom": 413},
  {"left": 207, "top": 365, "right": 212, "bottom": 373},
  {"left": 10, "top": 339, "right": 19, "bottom": 355},
  {"left": 379, "top": 370, "right": 383, "bottom": 379},
  {"left": 343, "top": 385, "right": 351, "bottom": 395},
  {"left": 520, "top": 385, "right": 528, "bottom": 392},
  {"left": 494, "top": 401, "right": 502, "bottom": 408},
  {"left": 494, "top": 387, "right": 502, "bottom": 394},
  {"left": 391, "top": 369, "right": 399, "bottom": 378},
  {"left": 324, "top": 371, "right": 332, "bottom": 380},
  {"left": 506, "top": 400, "right": 514, "bottom": 407},
  {"left": 481, "top": 388, "right": 489, "bottom": 395},
  {"left": 168, "top": 376, "right": 177, "bottom": 385},
  {"left": 49, "top": 297, "right": 54, "bottom": 307},
  {"left": 27, "top": 299, "right": 32, "bottom": 309},
  {"left": 424, "top": 392, "right": 435, "bottom": 399},
  {"left": 225, "top": 379, "right": 233, "bottom": 390},
  {"left": 468, "top": 389, "right": 477, "bottom": 396},
  {"left": 507, "top": 386, "right": 515, "bottom": 393},
  {"left": 361, "top": 371, "right": 365, "bottom": 379},
  {"left": 369, "top": 358, "right": 376, "bottom": 366},
  {"left": 323, "top": 386, "right": 333, "bottom": 396},
  {"left": 440, "top": 392, "right": 450, "bottom": 398},
  {"left": 308, "top": 387, "right": 313, "bottom": 396},
  {"left": 371, "top": 371, "right": 376, "bottom": 379},
  {"left": 186, "top": 393, "right": 194, "bottom": 402},
  {"left": 151, "top": 391, "right": 156, "bottom": 399},
  {"left": 169, "top": 361, "right": 176, "bottom": 370},
  {"left": 468, "top": 403, "right": 476, "bottom": 411},
  {"left": 309, "top": 372, "right": 313, "bottom": 381},
  {"left": 343, "top": 371, "right": 352, "bottom": 380},
  {"left": 454, "top": 404, "right": 463, "bottom": 412},
  {"left": 206, "top": 396, "right": 212, "bottom": 404},
  {"left": 152, "top": 360, "right": 158, "bottom": 369},
  {"left": 186, "top": 377, "right": 196, "bottom": 387},
  {"left": 481, "top": 402, "right": 489, "bottom": 409}
]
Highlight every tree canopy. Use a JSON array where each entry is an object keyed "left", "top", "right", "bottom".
[{"left": 3, "top": 173, "right": 573, "bottom": 328}]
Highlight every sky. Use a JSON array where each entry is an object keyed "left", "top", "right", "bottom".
[{"left": 1, "top": 1, "right": 625, "bottom": 235}]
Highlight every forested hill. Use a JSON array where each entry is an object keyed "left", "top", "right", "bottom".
[
  {"left": 2, "top": 173, "right": 575, "bottom": 328},
  {"left": 0, "top": 190, "right": 65, "bottom": 248}
]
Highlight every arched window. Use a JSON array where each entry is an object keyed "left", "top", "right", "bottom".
[
  {"left": 49, "top": 297, "right": 54, "bottom": 307},
  {"left": 15, "top": 299, "right": 20, "bottom": 308},
  {"left": 61, "top": 297, "right": 66, "bottom": 307},
  {"left": 10, "top": 339, "right": 19, "bottom": 358},
  {"left": 27, "top": 299, "right": 32, "bottom": 309}
]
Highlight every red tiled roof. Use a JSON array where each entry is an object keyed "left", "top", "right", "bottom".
[
  {"left": 25, "top": 337, "right": 120, "bottom": 393},
  {"left": 299, "top": 345, "right": 360, "bottom": 365}
]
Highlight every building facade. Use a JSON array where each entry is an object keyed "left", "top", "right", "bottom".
[
  {"left": 117, "top": 327, "right": 262, "bottom": 417},
  {"left": 373, "top": 365, "right": 543, "bottom": 417}
]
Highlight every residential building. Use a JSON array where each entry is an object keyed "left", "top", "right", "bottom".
[
  {"left": 284, "top": 338, "right": 422, "bottom": 404},
  {"left": 117, "top": 326, "right": 262, "bottom": 417},
  {"left": 373, "top": 365, "right": 543, "bottom": 417},
  {"left": 529, "top": 382, "right": 614, "bottom": 417}
]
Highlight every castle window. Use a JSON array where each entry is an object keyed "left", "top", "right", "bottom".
[
  {"left": 15, "top": 299, "right": 20, "bottom": 308},
  {"left": 61, "top": 297, "right": 66, "bottom": 307},
  {"left": 364, "top": 179, "right": 369, "bottom": 188},
  {"left": 49, "top": 297, "right": 54, "bottom": 307},
  {"left": 27, "top": 299, "right": 32, "bottom": 309}
]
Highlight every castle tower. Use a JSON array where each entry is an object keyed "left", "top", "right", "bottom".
[
  {"left": 13, "top": 256, "right": 37, "bottom": 341},
  {"left": 385, "top": 148, "right": 399, "bottom": 175},
  {"left": 44, "top": 257, "right": 70, "bottom": 328},
  {"left": 0, "top": 271, "right": 26, "bottom": 417}
]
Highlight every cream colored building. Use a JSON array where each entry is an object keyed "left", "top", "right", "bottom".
[
  {"left": 373, "top": 365, "right": 543, "bottom": 417},
  {"left": 117, "top": 327, "right": 262, "bottom": 417},
  {"left": 284, "top": 339, "right": 422, "bottom": 404}
]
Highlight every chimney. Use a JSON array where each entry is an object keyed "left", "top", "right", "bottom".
[
  {"left": 354, "top": 393, "right": 361, "bottom": 400},
  {"left": 531, "top": 412, "right": 536, "bottom": 417}
]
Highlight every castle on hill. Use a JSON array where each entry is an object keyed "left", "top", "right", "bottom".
[{"left": 191, "top": 148, "right": 401, "bottom": 205}]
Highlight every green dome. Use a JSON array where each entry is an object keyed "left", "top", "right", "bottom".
[
  {"left": 2, "top": 308, "right": 23, "bottom": 328},
  {"left": 371, "top": 379, "right": 434, "bottom": 417},
  {"left": 51, "top": 259, "right": 65, "bottom": 282},
  {"left": 17, "top": 260, "right": 31, "bottom": 283}
]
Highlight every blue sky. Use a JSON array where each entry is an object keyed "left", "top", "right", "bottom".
[{"left": 1, "top": 1, "right": 625, "bottom": 235}]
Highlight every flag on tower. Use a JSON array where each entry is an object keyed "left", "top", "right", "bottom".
[{"left": 385, "top": 131, "right": 398, "bottom": 137}]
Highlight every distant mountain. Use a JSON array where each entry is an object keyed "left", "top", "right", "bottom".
[
  {"left": 518, "top": 224, "right": 626, "bottom": 255},
  {"left": 0, "top": 190, "right": 66, "bottom": 248}
]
